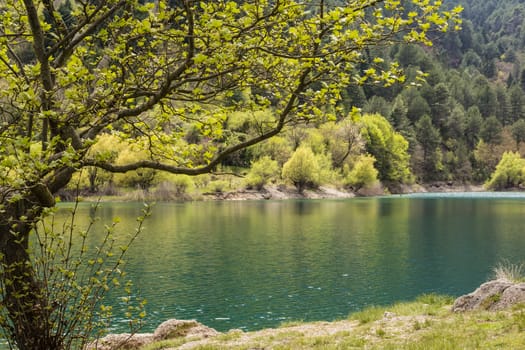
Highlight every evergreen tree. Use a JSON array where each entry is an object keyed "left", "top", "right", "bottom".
[
  {"left": 495, "top": 85, "right": 513, "bottom": 125},
  {"left": 480, "top": 116, "right": 504, "bottom": 144},
  {"left": 465, "top": 106, "right": 484, "bottom": 149},
  {"left": 404, "top": 87, "right": 432, "bottom": 123},
  {"left": 476, "top": 84, "right": 498, "bottom": 118},
  {"left": 430, "top": 82, "right": 452, "bottom": 130},
  {"left": 415, "top": 115, "right": 442, "bottom": 180},
  {"left": 511, "top": 119, "right": 525, "bottom": 148},
  {"left": 509, "top": 85, "right": 525, "bottom": 120}
]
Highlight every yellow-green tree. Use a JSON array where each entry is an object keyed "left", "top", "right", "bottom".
[
  {"left": 282, "top": 146, "right": 320, "bottom": 192},
  {"left": 359, "top": 113, "right": 413, "bottom": 185},
  {"left": 244, "top": 156, "right": 279, "bottom": 190},
  {"left": 486, "top": 151, "right": 525, "bottom": 190},
  {"left": 0, "top": 0, "right": 460, "bottom": 348},
  {"left": 345, "top": 154, "right": 379, "bottom": 191}
]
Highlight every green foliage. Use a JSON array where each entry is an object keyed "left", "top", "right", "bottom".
[
  {"left": 207, "top": 180, "right": 231, "bottom": 194},
  {"left": 359, "top": 113, "right": 413, "bottom": 185},
  {"left": 0, "top": 202, "right": 149, "bottom": 350},
  {"left": 114, "top": 146, "right": 157, "bottom": 190},
  {"left": 0, "top": 0, "right": 462, "bottom": 347},
  {"left": 415, "top": 115, "right": 443, "bottom": 181},
  {"left": 314, "top": 151, "right": 340, "bottom": 185},
  {"left": 485, "top": 151, "right": 525, "bottom": 190},
  {"left": 481, "top": 116, "right": 504, "bottom": 144},
  {"left": 344, "top": 155, "right": 379, "bottom": 191},
  {"left": 251, "top": 136, "right": 293, "bottom": 166},
  {"left": 244, "top": 156, "right": 279, "bottom": 190},
  {"left": 282, "top": 146, "right": 320, "bottom": 192},
  {"left": 320, "top": 118, "right": 364, "bottom": 170},
  {"left": 511, "top": 119, "right": 525, "bottom": 146}
]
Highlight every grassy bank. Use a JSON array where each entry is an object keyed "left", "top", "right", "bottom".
[{"left": 141, "top": 294, "right": 525, "bottom": 350}]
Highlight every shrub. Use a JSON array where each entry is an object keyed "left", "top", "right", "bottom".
[
  {"left": 282, "top": 146, "right": 320, "bottom": 192},
  {"left": 344, "top": 155, "right": 379, "bottom": 191},
  {"left": 208, "top": 180, "right": 230, "bottom": 193},
  {"left": 0, "top": 201, "right": 149, "bottom": 349},
  {"left": 244, "top": 156, "right": 279, "bottom": 190},
  {"left": 315, "top": 152, "right": 341, "bottom": 185}
]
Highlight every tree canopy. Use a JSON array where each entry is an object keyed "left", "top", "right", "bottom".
[{"left": 0, "top": 0, "right": 461, "bottom": 348}]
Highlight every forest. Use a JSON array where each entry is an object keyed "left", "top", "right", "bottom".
[{"left": 51, "top": 0, "right": 525, "bottom": 199}]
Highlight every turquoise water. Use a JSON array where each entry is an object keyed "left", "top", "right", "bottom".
[{"left": 58, "top": 194, "right": 525, "bottom": 333}]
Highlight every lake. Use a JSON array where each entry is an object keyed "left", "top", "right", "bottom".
[{"left": 58, "top": 193, "right": 525, "bottom": 333}]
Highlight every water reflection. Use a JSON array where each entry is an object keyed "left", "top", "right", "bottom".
[{"left": 50, "top": 195, "right": 525, "bottom": 333}]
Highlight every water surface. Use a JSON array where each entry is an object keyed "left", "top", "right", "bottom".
[{"left": 60, "top": 193, "right": 525, "bottom": 332}]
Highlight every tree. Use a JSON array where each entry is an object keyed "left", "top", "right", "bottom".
[
  {"left": 486, "top": 151, "right": 525, "bottom": 190},
  {"left": 465, "top": 106, "right": 484, "bottom": 149},
  {"left": 477, "top": 84, "right": 498, "bottom": 118},
  {"left": 0, "top": 0, "right": 460, "bottom": 348},
  {"left": 360, "top": 113, "right": 413, "bottom": 185},
  {"left": 509, "top": 85, "right": 525, "bottom": 120},
  {"left": 252, "top": 136, "right": 293, "bottom": 166},
  {"left": 406, "top": 92, "right": 432, "bottom": 123},
  {"left": 481, "top": 116, "right": 504, "bottom": 144},
  {"left": 344, "top": 154, "right": 379, "bottom": 191},
  {"left": 244, "top": 156, "right": 279, "bottom": 190},
  {"left": 511, "top": 119, "right": 525, "bottom": 148},
  {"left": 362, "top": 96, "right": 391, "bottom": 119},
  {"left": 321, "top": 117, "right": 364, "bottom": 169},
  {"left": 444, "top": 104, "right": 466, "bottom": 141},
  {"left": 415, "top": 115, "right": 442, "bottom": 181},
  {"left": 495, "top": 85, "right": 512, "bottom": 125},
  {"left": 282, "top": 146, "right": 320, "bottom": 192},
  {"left": 429, "top": 82, "right": 451, "bottom": 130}
]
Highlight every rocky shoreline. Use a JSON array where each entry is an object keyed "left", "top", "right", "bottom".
[
  {"left": 88, "top": 278, "right": 525, "bottom": 349},
  {"left": 69, "top": 181, "right": 491, "bottom": 203},
  {"left": 201, "top": 182, "right": 487, "bottom": 202}
]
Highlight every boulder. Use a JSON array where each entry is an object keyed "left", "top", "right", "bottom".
[
  {"left": 154, "top": 319, "right": 219, "bottom": 340},
  {"left": 498, "top": 283, "right": 525, "bottom": 309},
  {"left": 85, "top": 333, "right": 154, "bottom": 350},
  {"left": 86, "top": 319, "right": 218, "bottom": 349},
  {"left": 452, "top": 279, "right": 525, "bottom": 312}
]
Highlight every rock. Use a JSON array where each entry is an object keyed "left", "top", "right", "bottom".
[
  {"left": 498, "top": 283, "right": 525, "bottom": 309},
  {"left": 85, "top": 333, "right": 154, "bottom": 350},
  {"left": 86, "top": 319, "right": 218, "bottom": 349},
  {"left": 383, "top": 311, "right": 397, "bottom": 319},
  {"left": 153, "top": 319, "right": 219, "bottom": 341},
  {"left": 452, "top": 279, "right": 520, "bottom": 312}
]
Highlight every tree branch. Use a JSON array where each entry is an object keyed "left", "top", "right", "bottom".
[
  {"left": 22, "top": 0, "right": 54, "bottom": 91},
  {"left": 52, "top": 0, "right": 128, "bottom": 68},
  {"left": 83, "top": 63, "right": 312, "bottom": 176},
  {"left": 83, "top": 0, "right": 196, "bottom": 141}
]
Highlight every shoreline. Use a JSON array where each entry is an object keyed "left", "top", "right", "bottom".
[
  {"left": 70, "top": 182, "right": 490, "bottom": 203},
  {"left": 93, "top": 279, "right": 525, "bottom": 349}
]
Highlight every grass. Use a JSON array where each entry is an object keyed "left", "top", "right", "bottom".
[
  {"left": 140, "top": 295, "right": 525, "bottom": 350},
  {"left": 492, "top": 260, "right": 525, "bottom": 282}
]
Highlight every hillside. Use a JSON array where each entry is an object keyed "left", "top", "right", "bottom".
[{"left": 59, "top": 0, "right": 525, "bottom": 200}]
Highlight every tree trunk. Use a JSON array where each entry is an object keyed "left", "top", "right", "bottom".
[{"left": 0, "top": 196, "right": 60, "bottom": 349}]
